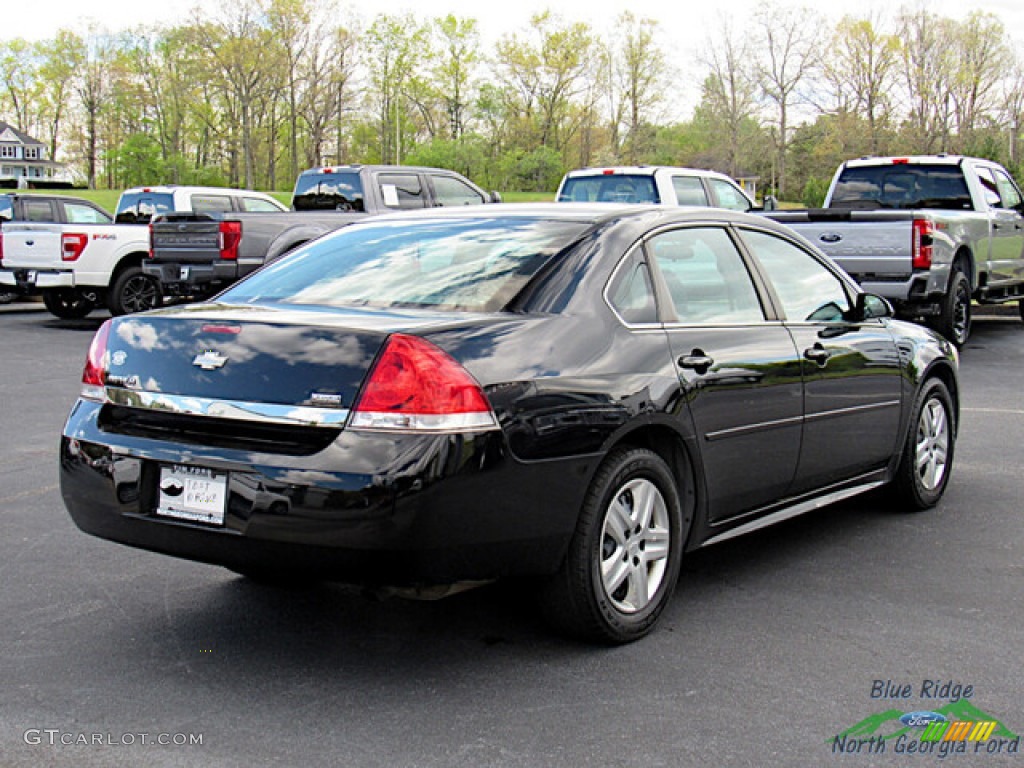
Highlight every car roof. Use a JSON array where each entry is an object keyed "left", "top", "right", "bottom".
[
  {"left": 562, "top": 166, "right": 736, "bottom": 181},
  {"left": 120, "top": 185, "right": 275, "bottom": 196}
]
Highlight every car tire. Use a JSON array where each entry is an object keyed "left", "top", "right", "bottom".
[
  {"left": 893, "top": 378, "right": 956, "bottom": 510},
  {"left": 108, "top": 265, "right": 162, "bottom": 316},
  {"left": 41, "top": 288, "right": 95, "bottom": 319},
  {"left": 933, "top": 268, "right": 971, "bottom": 346},
  {"left": 540, "top": 447, "right": 686, "bottom": 644}
]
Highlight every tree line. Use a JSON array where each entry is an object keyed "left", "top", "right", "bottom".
[{"left": 1, "top": 1, "right": 1023, "bottom": 202}]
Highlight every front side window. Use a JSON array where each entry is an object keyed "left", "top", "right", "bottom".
[
  {"left": 379, "top": 174, "right": 426, "bottom": 209},
  {"left": 432, "top": 175, "right": 485, "bottom": 206},
  {"left": 242, "top": 196, "right": 285, "bottom": 212},
  {"left": 671, "top": 176, "right": 708, "bottom": 206},
  {"left": 646, "top": 227, "right": 764, "bottom": 324},
  {"left": 709, "top": 178, "right": 752, "bottom": 211},
  {"left": 222, "top": 216, "right": 590, "bottom": 312},
  {"left": 742, "top": 229, "right": 851, "bottom": 322},
  {"left": 993, "top": 170, "right": 1023, "bottom": 211},
  {"left": 64, "top": 202, "right": 111, "bottom": 224}
]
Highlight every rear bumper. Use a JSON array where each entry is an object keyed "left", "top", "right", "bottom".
[
  {"left": 852, "top": 264, "right": 952, "bottom": 316},
  {"left": 0, "top": 268, "right": 74, "bottom": 289},
  {"left": 60, "top": 399, "right": 586, "bottom": 585},
  {"left": 143, "top": 261, "right": 239, "bottom": 295}
]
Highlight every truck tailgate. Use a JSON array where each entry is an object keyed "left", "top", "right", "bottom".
[
  {"left": 765, "top": 210, "right": 915, "bottom": 280},
  {"left": 0, "top": 224, "right": 65, "bottom": 268},
  {"left": 149, "top": 215, "right": 223, "bottom": 264}
]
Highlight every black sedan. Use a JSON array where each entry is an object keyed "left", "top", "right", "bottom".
[{"left": 61, "top": 205, "right": 959, "bottom": 643}]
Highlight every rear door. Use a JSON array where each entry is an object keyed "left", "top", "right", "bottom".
[
  {"left": 738, "top": 226, "right": 902, "bottom": 491},
  {"left": 645, "top": 225, "right": 804, "bottom": 522},
  {"left": 975, "top": 165, "right": 1024, "bottom": 286}
]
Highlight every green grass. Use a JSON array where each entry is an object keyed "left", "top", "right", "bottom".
[{"left": 500, "top": 191, "right": 556, "bottom": 203}]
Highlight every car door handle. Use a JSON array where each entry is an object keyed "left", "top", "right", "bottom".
[
  {"left": 804, "top": 344, "right": 831, "bottom": 365},
  {"left": 679, "top": 352, "right": 714, "bottom": 373}
]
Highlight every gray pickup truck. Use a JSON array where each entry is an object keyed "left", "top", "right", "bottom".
[
  {"left": 146, "top": 165, "right": 500, "bottom": 298},
  {"left": 765, "top": 155, "right": 1024, "bottom": 344}
]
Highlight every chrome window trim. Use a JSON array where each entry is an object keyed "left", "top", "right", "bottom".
[{"left": 103, "top": 388, "right": 350, "bottom": 428}]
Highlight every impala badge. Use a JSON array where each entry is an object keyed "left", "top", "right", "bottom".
[{"left": 193, "top": 350, "right": 228, "bottom": 370}]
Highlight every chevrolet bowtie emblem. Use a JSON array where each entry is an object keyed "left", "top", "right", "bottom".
[{"left": 192, "top": 350, "right": 228, "bottom": 370}]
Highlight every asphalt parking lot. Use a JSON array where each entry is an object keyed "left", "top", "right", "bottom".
[{"left": 1, "top": 303, "right": 1022, "bottom": 767}]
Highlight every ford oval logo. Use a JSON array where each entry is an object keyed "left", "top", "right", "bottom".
[
  {"left": 900, "top": 711, "right": 947, "bottom": 728},
  {"left": 820, "top": 232, "right": 843, "bottom": 244}
]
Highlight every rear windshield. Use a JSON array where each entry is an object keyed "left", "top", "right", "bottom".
[
  {"left": 558, "top": 174, "right": 660, "bottom": 204},
  {"left": 830, "top": 165, "right": 972, "bottom": 210},
  {"left": 293, "top": 172, "right": 365, "bottom": 212},
  {"left": 0, "top": 195, "right": 11, "bottom": 221},
  {"left": 222, "top": 217, "right": 590, "bottom": 312},
  {"left": 115, "top": 191, "right": 175, "bottom": 223}
]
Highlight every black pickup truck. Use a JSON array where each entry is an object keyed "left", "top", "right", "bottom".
[
  {"left": 146, "top": 165, "right": 500, "bottom": 297},
  {"left": 0, "top": 192, "right": 111, "bottom": 303}
]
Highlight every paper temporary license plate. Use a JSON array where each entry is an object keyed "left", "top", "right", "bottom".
[
  {"left": 157, "top": 464, "right": 227, "bottom": 525},
  {"left": 25, "top": 271, "right": 37, "bottom": 285}
]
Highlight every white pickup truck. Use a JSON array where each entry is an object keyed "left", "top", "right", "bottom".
[
  {"left": 0, "top": 185, "right": 285, "bottom": 318},
  {"left": 765, "top": 155, "right": 1024, "bottom": 345}
]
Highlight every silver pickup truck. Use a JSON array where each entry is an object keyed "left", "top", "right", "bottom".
[{"left": 765, "top": 155, "right": 1024, "bottom": 345}]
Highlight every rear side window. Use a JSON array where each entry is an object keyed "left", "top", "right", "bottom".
[
  {"left": 379, "top": 174, "right": 426, "bottom": 209},
  {"left": 223, "top": 217, "right": 590, "bottom": 312},
  {"left": 831, "top": 165, "right": 972, "bottom": 210},
  {"left": 558, "top": 175, "right": 660, "bottom": 204},
  {"left": 671, "top": 176, "right": 709, "bottom": 206},
  {"left": 116, "top": 192, "right": 174, "bottom": 223},
  {"left": 647, "top": 227, "right": 764, "bottom": 324},
  {"left": 190, "top": 195, "right": 233, "bottom": 214},
  {"left": 292, "top": 172, "right": 365, "bottom": 211}
]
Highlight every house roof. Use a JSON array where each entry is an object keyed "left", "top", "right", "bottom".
[{"left": 0, "top": 120, "right": 45, "bottom": 147}]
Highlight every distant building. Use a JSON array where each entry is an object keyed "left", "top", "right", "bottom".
[{"left": 0, "top": 120, "right": 75, "bottom": 188}]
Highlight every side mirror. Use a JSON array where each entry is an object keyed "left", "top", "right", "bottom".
[
  {"left": 489, "top": 191, "right": 503, "bottom": 204},
  {"left": 853, "top": 292, "right": 894, "bottom": 321},
  {"left": 762, "top": 195, "right": 778, "bottom": 211}
]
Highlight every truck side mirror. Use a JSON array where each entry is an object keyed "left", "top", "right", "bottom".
[
  {"left": 762, "top": 195, "right": 778, "bottom": 211},
  {"left": 489, "top": 191, "right": 503, "bottom": 204}
]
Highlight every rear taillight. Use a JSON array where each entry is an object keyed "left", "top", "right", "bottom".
[
  {"left": 81, "top": 319, "right": 112, "bottom": 401},
  {"left": 148, "top": 222, "right": 155, "bottom": 258},
  {"left": 0, "top": 231, "right": 4, "bottom": 265},
  {"left": 62, "top": 232, "right": 89, "bottom": 261},
  {"left": 350, "top": 334, "right": 498, "bottom": 433},
  {"left": 219, "top": 221, "right": 242, "bottom": 260},
  {"left": 912, "top": 218, "right": 934, "bottom": 270}
]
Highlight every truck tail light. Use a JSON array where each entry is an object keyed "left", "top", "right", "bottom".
[
  {"left": 81, "top": 319, "right": 112, "bottom": 401},
  {"left": 148, "top": 222, "right": 155, "bottom": 258},
  {"left": 219, "top": 221, "right": 242, "bottom": 260},
  {"left": 912, "top": 218, "right": 934, "bottom": 270},
  {"left": 0, "top": 231, "right": 4, "bottom": 265},
  {"left": 62, "top": 232, "right": 89, "bottom": 261},
  {"left": 349, "top": 333, "right": 498, "bottom": 433}
]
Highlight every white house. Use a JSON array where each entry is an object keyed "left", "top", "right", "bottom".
[{"left": 0, "top": 120, "right": 74, "bottom": 188}]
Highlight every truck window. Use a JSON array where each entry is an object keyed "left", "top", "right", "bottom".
[
  {"left": 671, "top": 176, "right": 709, "bottom": 206},
  {"left": 0, "top": 196, "right": 12, "bottom": 221},
  {"left": 64, "top": 201, "right": 111, "bottom": 224},
  {"left": 292, "top": 172, "right": 365, "bottom": 211},
  {"left": 24, "top": 199, "right": 56, "bottom": 221},
  {"left": 558, "top": 175, "right": 659, "bottom": 204},
  {"left": 992, "top": 169, "right": 1023, "bottom": 211},
  {"left": 190, "top": 195, "right": 233, "bottom": 214},
  {"left": 379, "top": 174, "right": 426, "bottom": 209},
  {"left": 708, "top": 178, "right": 751, "bottom": 211},
  {"left": 116, "top": 192, "right": 174, "bottom": 223},
  {"left": 241, "top": 196, "right": 285, "bottom": 212},
  {"left": 831, "top": 165, "right": 972, "bottom": 210},
  {"left": 431, "top": 175, "right": 485, "bottom": 206}
]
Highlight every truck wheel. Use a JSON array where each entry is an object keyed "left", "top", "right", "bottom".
[
  {"left": 108, "top": 266, "right": 162, "bottom": 316},
  {"left": 933, "top": 268, "right": 971, "bottom": 346},
  {"left": 42, "top": 289, "right": 95, "bottom": 319}
]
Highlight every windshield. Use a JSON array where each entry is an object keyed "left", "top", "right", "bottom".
[
  {"left": 222, "top": 216, "right": 591, "bottom": 312},
  {"left": 831, "top": 165, "right": 972, "bottom": 210},
  {"left": 0, "top": 195, "right": 11, "bottom": 221},
  {"left": 292, "top": 172, "right": 365, "bottom": 211},
  {"left": 115, "top": 191, "right": 174, "bottom": 223},
  {"left": 558, "top": 175, "right": 660, "bottom": 204}
]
